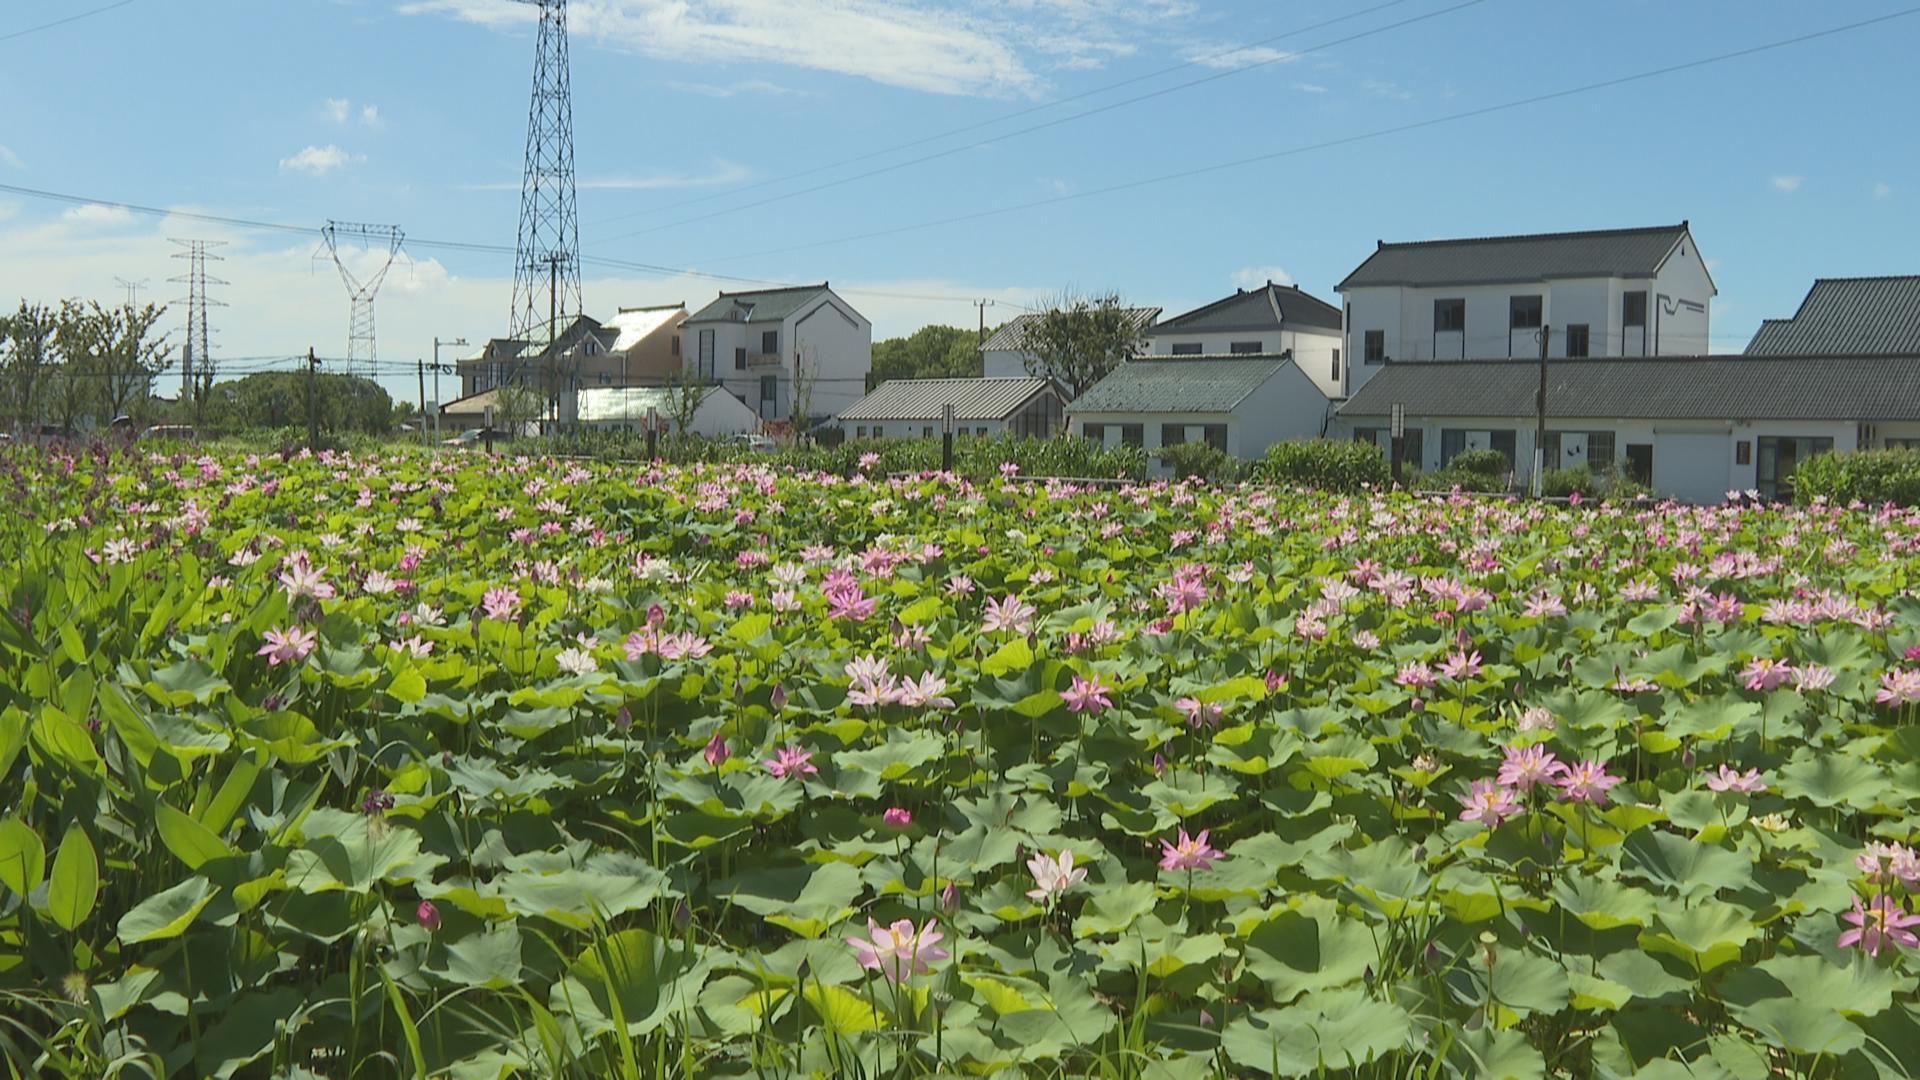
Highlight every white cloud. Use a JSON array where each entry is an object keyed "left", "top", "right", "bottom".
[
  {"left": 280, "top": 145, "right": 360, "bottom": 175},
  {"left": 462, "top": 161, "right": 752, "bottom": 192},
  {"left": 325, "top": 97, "right": 351, "bottom": 124},
  {"left": 0, "top": 203, "right": 17, "bottom": 222},
  {"left": 1771, "top": 175, "right": 1803, "bottom": 193},
  {"left": 1183, "top": 43, "right": 1296, "bottom": 71},
  {"left": 1291, "top": 82, "right": 1328, "bottom": 94},
  {"left": 1231, "top": 265, "right": 1293, "bottom": 290},
  {"left": 361, "top": 104, "right": 382, "bottom": 127},
  {"left": 1874, "top": 181, "right": 1893, "bottom": 199},
  {"left": 665, "top": 78, "right": 806, "bottom": 98},
  {"left": 0, "top": 144, "right": 21, "bottom": 169},
  {"left": 62, "top": 204, "right": 136, "bottom": 227}
]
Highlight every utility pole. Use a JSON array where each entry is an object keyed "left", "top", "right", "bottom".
[
  {"left": 546, "top": 252, "right": 562, "bottom": 433},
  {"left": 1533, "top": 325, "right": 1549, "bottom": 498},
  {"left": 113, "top": 277, "right": 148, "bottom": 308},
  {"left": 417, "top": 359, "right": 429, "bottom": 448},
  {"left": 432, "top": 336, "right": 468, "bottom": 443},
  {"left": 974, "top": 299, "right": 995, "bottom": 375},
  {"left": 306, "top": 348, "right": 321, "bottom": 452}
]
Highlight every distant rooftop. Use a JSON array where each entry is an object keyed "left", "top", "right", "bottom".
[
  {"left": 1072, "top": 355, "right": 1299, "bottom": 414},
  {"left": 840, "top": 377, "right": 1056, "bottom": 422},
  {"left": 1338, "top": 223, "right": 1694, "bottom": 290},
  {"left": 1745, "top": 276, "right": 1920, "bottom": 356},
  {"left": 684, "top": 283, "right": 832, "bottom": 324},
  {"left": 1151, "top": 282, "right": 1341, "bottom": 335},
  {"left": 982, "top": 307, "right": 1162, "bottom": 353}
]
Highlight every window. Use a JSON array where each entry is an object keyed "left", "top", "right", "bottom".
[
  {"left": 1161, "top": 423, "right": 1186, "bottom": 447},
  {"left": 923, "top": 425, "right": 934, "bottom": 438},
  {"left": 873, "top": 424, "right": 884, "bottom": 438},
  {"left": 759, "top": 375, "right": 777, "bottom": 412},
  {"left": 1201, "top": 424, "right": 1227, "bottom": 452},
  {"left": 1434, "top": 299, "right": 1466, "bottom": 332},
  {"left": 1120, "top": 424, "right": 1144, "bottom": 448},
  {"left": 671, "top": 335, "right": 681, "bottom": 357},
  {"left": 761, "top": 330, "right": 779, "bottom": 355},
  {"left": 1170, "top": 342, "right": 1203, "bottom": 356},
  {"left": 1756, "top": 436, "right": 1834, "bottom": 501},
  {"left": 1364, "top": 330, "right": 1385, "bottom": 364},
  {"left": 1084, "top": 422, "right": 1106, "bottom": 443},
  {"left": 1510, "top": 295, "right": 1543, "bottom": 330},
  {"left": 1587, "top": 431, "right": 1615, "bottom": 466},
  {"left": 1440, "top": 428, "right": 1516, "bottom": 468},
  {"left": 1544, "top": 430, "right": 1615, "bottom": 469},
  {"left": 1229, "top": 341, "right": 1263, "bottom": 354},
  {"left": 584, "top": 339, "right": 598, "bottom": 357},
  {"left": 1736, "top": 440, "right": 1752, "bottom": 465},
  {"left": 1566, "top": 324, "right": 1590, "bottom": 358},
  {"left": 1624, "top": 444, "right": 1653, "bottom": 485},
  {"left": 1330, "top": 349, "right": 1341, "bottom": 382},
  {"left": 698, "top": 329, "right": 715, "bottom": 379},
  {"left": 977, "top": 427, "right": 988, "bottom": 437},
  {"left": 1355, "top": 427, "right": 1423, "bottom": 469},
  {"left": 1623, "top": 290, "right": 1648, "bottom": 327},
  {"left": 734, "top": 347, "right": 747, "bottom": 371},
  {"left": 856, "top": 426, "right": 867, "bottom": 439}
]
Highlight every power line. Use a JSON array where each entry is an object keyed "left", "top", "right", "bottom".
[
  {"left": 708, "top": 6, "right": 1920, "bottom": 265},
  {"left": 596, "top": 0, "right": 1487, "bottom": 245},
  {"left": 0, "top": 0, "right": 139, "bottom": 44},
  {"left": 582, "top": 0, "right": 1428, "bottom": 230}
]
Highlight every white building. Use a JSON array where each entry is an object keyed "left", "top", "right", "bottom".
[
  {"left": 1337, "top": 223, "right": 1716, "bottom": 394},
  {"left": 564, "top": 385, "right": 761, "bottom": 439},
  {"left": 1145, "top": 282, "right": 1346, "bottom": 398},
  {"left": 1336, "top": 355, "right": 1920, "bottom": 503},
  {"left": 980, "top": 307, "right": 1162, "bottom": 386},
  {"left": 1067, "top": 355, "right": 1334, "bottom": 473},
  {"left": 839, "top": 377, "right": 1063, "bottom": 440},
  {"left": 680, "top": 284, "right": 872, "bottom": 425}
]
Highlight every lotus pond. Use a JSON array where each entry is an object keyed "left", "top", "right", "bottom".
[{"left": 4, "top": 447, "right": 1920, "bottom": 1079}]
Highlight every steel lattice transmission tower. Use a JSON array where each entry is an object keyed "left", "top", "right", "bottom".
[
  {"left": 169, "top": 239, "right": 227, "bottom": 400},
  {"left": 506, "top": 0, "right": 581, "bottom": 385},
  {"left": 321, "top": 221, "right": 405, "bottom": 380}
]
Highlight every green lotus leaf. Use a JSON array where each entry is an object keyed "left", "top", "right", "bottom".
[
  {"left": 1219, "top": 989, "right": 1411, "bottom": 1076},
  {"left": 1619, "top": 830, "right": 1754, "bottom": 898},
  {"left": 118, "top": 875, "right": 217, "bottom": 944}
]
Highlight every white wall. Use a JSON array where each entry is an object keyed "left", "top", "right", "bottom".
[
  {"left": 1144, "top": 329, "right": 1345, "bottom": 398},
  {"left": 850, "top": 418, "right": 1012, "bottom": 439},
  {"left": 691, "top": 289, "right": 872, "bottom": 424},
  {"left": 1068, "top": 365, "right": 1332, "bottom": 472},
  {"left": 983, "top": 347, "right": 1033, "bottom": 379}
]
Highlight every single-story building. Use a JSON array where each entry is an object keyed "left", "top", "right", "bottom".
[
  {"left": 1066, "top": 355, "right": 1335, "bottom": 470},
  {"left": 1336, "top": 354, "right": 1920, "bottom": 502},
  {"left": 563, "top": 385, "right": 761, "bottom": 438},
  {"left": 839, "top": 377, "right": 1063, "bottom": 439}
]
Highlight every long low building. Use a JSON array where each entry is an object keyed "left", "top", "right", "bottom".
[
  {"left": 1337, "top": 354, "right": 1920, "bottom": 502},
  {"left": 839, "top": 377, "right": 1063, "bottom": 439},
  {"left": 1067, "top": 355, "right": 1334, "bottom": 469}
]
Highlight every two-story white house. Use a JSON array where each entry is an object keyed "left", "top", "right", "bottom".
[
  {"left": 679, "top": 284, "right": 872, "bottom": 426},
  {"left": 1144, "top": 281, "right": 1347, "bottom": 398},
  {"left": 1336, "top": 222, "right": 1716, "bottom": 393}
]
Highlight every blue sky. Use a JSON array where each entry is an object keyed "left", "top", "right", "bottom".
[{"left": 1, "top": 0, "right": 1915, "bottom": 403}]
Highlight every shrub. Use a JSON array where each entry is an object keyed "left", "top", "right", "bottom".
[
  {"left": 1412, "top": 467, "right": 1509, "bottom": 494},
  {"left": 1794, "top": 449, "right": 1920, "bottom": 506},
  {"left": 1155, "top": 442, "right": 1245, "bottom": 483},
  {"left": 1448, "top": 449, "right": 1510, "bottom": 477},
  {"left": 1542, "top": 465, "right": 1595, "bottom": 498},
  {"left": 1256, "top": 439, "right": 1390, "bottom": 492}
]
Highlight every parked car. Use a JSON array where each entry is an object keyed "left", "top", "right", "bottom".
[
  {"left": 443, "top": 428, "right": 486, "bottom": 448},
  {"left": 729, "top": 433, "right": 777, "bottom": 453},
  {"left": 140, "top": 425, "right": 198, "bottom": 442}
]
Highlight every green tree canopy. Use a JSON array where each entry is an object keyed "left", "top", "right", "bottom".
[
  {"left": 1023, "top": 292, "right": 1145, "bottom": 397},
  {"left": 868, "top": 325, "right": 981, "bottom": 390}
]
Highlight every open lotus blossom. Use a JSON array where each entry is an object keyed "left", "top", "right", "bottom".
[
  {"left": 1556, "top": 759, "right": 1623, "bottom": 804},
  {"left": 1741, "top": 657, "right": 1796, "bottom": 692},
  {"left": 847, "top": 917, "right": 949, "bottom": 983},
  {"left": 981, "top": 594, "right": 1036, "bottom": 635},
  {"left": 1837, "top": 894, "right": 1920, "bottom": 957},
  {"left": 1855, "top": 842, "right": 1920, "bottom": 886},
  {"left": 897, "top": 671, "right": 955, "bottom": 710},
  {"left": 1438, "top": 649, "right": 1483, "bottom": 682},
  {"left": 1877, "top": 668, "right": 1920, "bottom": 706},
  {"left": 1159, "top": 828, "right": 1224, "bottom": 872},
  {"left": 1516, "top": 707, "right": 1556, "bottom": 732},
  {"left": 1061, "top": 673, "right": 1114, "bottom": 714},
  {"left": 481, "top": 586, "right": 522, "bottom": 622},
  {"left": 277, "top": 551, "right": 336, "bottom": 601},
  {"left": 762, "top": 745, "right": 818, "bottom": 780},
  {"left": 1176, "top": 697, "right": 1225, "bottom": 729},
  {"left": 1496, "top": 745, "right": 1566, "bottom": 791},
  {"left": 1458, "top": 779, "right": 1522, "bottom": 827},
  {"left": 1025, "top": 849, "right": 1088, "bottom": 901},
  {"left": 257, "top": 625, "right": 319, "bottom": 666},
  {"left": 1794, "top": 664, "right": 1836, "bottom": 691},
  {"left": 1396, "top": 662, "right": 1435, "bottom": 690},
  {"left": 555, "top": 644, "right": 598, "bottom": 675},
  {"left": 1704, "top": 764, "right": 1767, "bottom": 793}
]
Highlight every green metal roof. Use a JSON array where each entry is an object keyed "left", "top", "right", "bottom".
[
  {"left": 841, "top": 377, "right": 1055, "bottom": 422},
  {"left": 684, "top": 284, "right": 832, "bottom": 324},
  {"left": 1071, "top": 357, "right": 1294, "bottom": 414},
  {"left": 1745, "top": 277, "right": 1920, "bottom": 356}
]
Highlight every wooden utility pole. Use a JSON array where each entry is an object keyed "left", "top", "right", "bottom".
[
  {"left": 417, "top": 359, "right": 429, "bottom": 448},
  {"left": 974, "top": 299, "right": 994, "bottom": 375},
  {"left": 1533, "top": 325, "right": 1549, "bottom": 497},
  {"left": 306, "top": 348, "right": 320, "bottom": 452}
]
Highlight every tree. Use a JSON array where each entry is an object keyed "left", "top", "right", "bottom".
[
  {"left": 665, "top": 366, "right": 705, "bottom": 435},
  {"left": 494, "top": 383, "right": 545, "bottom": 436},
  {"left": 86, "top": 301, "right": 171, "bottom": 422},
  {"left": 0, "top": 302, "right": 58, "bottom": 432},
  {"left": 1022, "top": 292, "right": 1144, "bottom": 397},
  {"left": 867, "top": 325, "right": 980, "bottom": 390}
]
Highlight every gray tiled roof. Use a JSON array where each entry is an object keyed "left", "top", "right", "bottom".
[
  {"left": 1151, "top": 282, "right": 1343, "bottom": 334},
  {"left": 1338, "top": 224, "right": 1690, "bottom": 290},
  {"left": 1071, "top": 356, "right": 1293, "bottom": 414},
  {"left": 1339, "top": 356, "right": 1920, "bottom": 421},
  {"left": 839, "top": 377, "right": 1056, "bottom": 422},
  {"left": 981, "top": 307, "right": 1162, "bottom": 353},
  {"left": 685, "top": 284, "right": 831, "bottom": 324},
  {"left": 1745, "top": 277, "right": 1920, "bottom": 356}
]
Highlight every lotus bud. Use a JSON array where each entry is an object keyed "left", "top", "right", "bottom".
[
  {"left": 416, "top": 901, "right": 441, "bottom": 932},
  {"left": 673, "top": 899, "right": 693, "bottom": 930}
]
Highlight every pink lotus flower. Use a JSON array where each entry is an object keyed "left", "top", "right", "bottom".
[
  {"left": 981, "top": 594, "right": 1036, "bottom": 635},
  {"left": 1496, "top": 745, "right": 1566, "bottom": 791},
  {"left": 1458, "top": 779, "right": 1522, "bottom": 827},
  {"left": 481, "top": 586, "right": 522, "bottom": 622},
  {"left": 1795, "top": 664, "right": 1836, "bottom": 692},
  {"left": 897, "top": 671, "right": 955, "bottom": 710},
  {"left": 257, "top": 625, "right": 319, "bottom": 667},
  {"left": 1704, "top": 764, "right": 1767, "bottom": 793},
  {"left": 1060, "top": 673, "right": 1114, "bottom": 714},
  {"left": 1025, "top": 849, "right": 1087, "bottom": 902},
  {"left": 1396, "top": 662, "right": 1435, "bottom": 690},
  {"left": 763, "top": 745, "right": 818, "bottom": 780},
  {"left": 1838, "top": 894, "right": 1920, "bottom": 957},
  {"left": 416, "top": 900, "right": 441, "bottom": 932},
  {"left": 847, "top": 917, "right": 949, "bottom": 983},
  {"left": 1877, "top": 668, "right": 1920, "bottom": 706},
  {"left": 883, "top": 807, "right": 912, "bottom": 829},
  {"left": 703, "top": 732, "right": 731, "bottom": 768},
  {"left": 1556, "top": 759, "right": 1623, "bottom": 804},
  {"left": 1159, "top": 828, "right": 1224, "bottom": 872},
  {"left": 277, "top": 551, "right": 336, "bottom": 601},
  {"left": 1741, "top": 657, "right": 1795, "bottom": 692},
  {"left": 1176, "top": 697, "right": 1225, "bottom": 729},
  {"left": 1516, "top": 707, "right": 1556, "bottom": 732},
  {"left": 1438, "top": 649, "right": 1483, "bottom": 683}
]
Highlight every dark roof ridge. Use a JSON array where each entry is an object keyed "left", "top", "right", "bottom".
[
  {"left": 1373, "top": 222, "right": 1688, "bottom": 251},
  {"left": 715, "top": 282, "right": 829, "bottom": 297}
]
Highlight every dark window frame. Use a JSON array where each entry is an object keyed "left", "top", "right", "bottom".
[
  {"left": 1363, "top": 329, "right": 1386, "bottom": 364},
  {"left": 734, "top": 346, "right": 748, "bottom": 371},
  {"left": 1170, "top": 342, "right": 1203, "bottom": 356},
  {"left": 761, "top": 330, "right": 779, "bottom": 355},
  {"left": 1566, "top": 324, "right": 1590, "bottom": 358},
  {"left": 1161, "top": 423, "right": 1186, "bottom": 447},
  {"left": 1434, "top": 298, "right": 1466, "bottom": 333},
  {"left": 1228, "top": 341, "right": 1263, "bottom": 354},
  {"left": 1119, "top": 424, "right": 1144, "bottom": 448},
  {"left": 1509, "top": 295, "right": 1543, "bottom": 330},
  {"left": 1623, "top": 290, "right": 1648, "bottom": 328}
]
